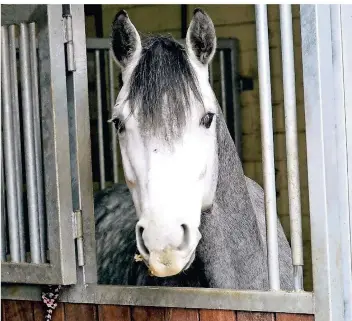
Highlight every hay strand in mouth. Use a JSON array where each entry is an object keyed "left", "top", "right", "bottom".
[{"left": 134, "top": 254, "right": 143, "bottom": 262}]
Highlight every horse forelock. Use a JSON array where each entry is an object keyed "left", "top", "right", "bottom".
[{"left": 126, "top": 35, "right": 204, "bottom": 142}]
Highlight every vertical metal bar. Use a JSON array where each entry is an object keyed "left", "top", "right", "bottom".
[
  {"left": 95, "top": 50, "right": 106, "bottom": 190},
  {"left": 209, "top": 62, "right": 214, "bottom": 88},
  {"left": 19, "top": 23, "right": 41, "bottom": 264},
  {"left": 219, "top": 50, "right": 227, "bottom": 120},
  {"left": 279, "top": 4, "right": 304, "bottom": 291},
  {"left": 332, "top": 5, "right": 352, "bottom": 321},
  {"left": 300, "top": 4, "right": 344, "bottom": 321},
  {"left": 255, "top": 4, "right": 281, "bottom": 290},
  {"left": 9, "top": 24, "right": 26, "bottom": 262},
  {"left": 1, "top": 26, "right": 21, "bottom": 263},
  {"left": 230, "top": 40, "right": 242, "bottom": 161},
  {"left": 29, "top": 22, "right": 46, "bottom": 262},
  {"left": 1, "top": 110, "right": 7, "bottom": 261},
  {"left": 109, "top": 51, "right": 119, "bottom": 183},
  {"left": 66, "top": 4, "right": 98, "bottom": 284}
]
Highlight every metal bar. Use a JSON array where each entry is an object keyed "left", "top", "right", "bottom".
[
  {"left": 230, "top": 39, "right": 242, "bottom": 161},
  {"left": 1, "top": 128, "right": 7, "bottom": 261},
  {"left": 331, "top": 5, "right": 352, "bottom": 321},
  {"left": 340, "top": 6, "right": 352, "bottom": 321},
  {"left": 86, "top": 37, "right": 237, "bottom": 51},
  {"left": 109, "top": 51, "right": 118, "bottom": 183},
  {"left": 1, "top": 283, "right": 314, "bottom": 314},
  {"left": 300, "top": 4, "right": 344, "bottom": 321},
  {"left": 219, "top": 50, "right": 227, "bottom": 120},
  {"left": 95, "top": 49, "right": 106, "bottom": 190},
  {"left": 9, "top": 24, "right": 26, "bottom": 262},
  {"left": 209, "top": 62, "right": 214, "bottom": 87},
  {"left": 19, "top": 22, "right": 41, "bottom": 264},
  {"left": 2, "top": 26, "right": 21, "bottom": 263},
  {"left": 66, "top": 4, "right": 98, "bottom": 284},
  {"left": 279, "top": 4, "right": 304, "bottom": 291},
  {"left": 29, "top": 22, "right": 46, "bottom": 263},
  {"left": 255, "top": 4, "right": 280, "bottom": 290}
]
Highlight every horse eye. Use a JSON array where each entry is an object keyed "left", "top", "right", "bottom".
[
  {"left": 113, "top": 118, "right": 125, "bottom": 134},
  {"left": 200, "top": 112, "right": 215, "bottom": 129}
]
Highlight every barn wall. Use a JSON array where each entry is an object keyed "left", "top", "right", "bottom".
[
  {"left": 2, "top": 300, "right": 315, "bottom": 321},
  {"left": 86, "top": 4, "right": 312, "bottom": 291}
]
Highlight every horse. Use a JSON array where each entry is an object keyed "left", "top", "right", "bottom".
[{"left": 94, "top": 8, "right": 294, "bottom": 290}]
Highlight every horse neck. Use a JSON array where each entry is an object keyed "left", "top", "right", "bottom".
[{"left": 197, "top": 112, "right": 269, "bottom": 290}]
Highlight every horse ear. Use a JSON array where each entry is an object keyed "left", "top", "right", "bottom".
[
  {"left": 111, "top": 10, "right": 141, "bottom": 69},
  {"left": 186, "top": 8, "right": 216, "bottom": 66}
]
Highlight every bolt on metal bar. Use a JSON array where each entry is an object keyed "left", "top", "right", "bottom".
[
  {"left": 29, "top": 22, "right": 46, "bottom": 262},
  {"left": 9, "top": 24, "right": 26, "bottom": 262},
  {"left": 219, "top": 50, "right": 227, "bottom": 120},
  {"left": 255, "top": 4, "right": 281, "bottom": 290},
  {"left": 95, "top": 50, "right": 106, "bottom": 190},
  {"left": 279, "top": 4, "right": 304, "bottom": 291},
  {"left": 109, "top": 51, "right": 118, "bottom": 183},
  {"left": 19, "top": 23, "right": 41, "bottom": 264},
  {"left": 2, "top": 25, "right": 21, "bottom": 263}
]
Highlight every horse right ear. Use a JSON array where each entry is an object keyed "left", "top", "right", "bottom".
[{"left": 111, "top": 10, "right": 141, "bottom": 69}]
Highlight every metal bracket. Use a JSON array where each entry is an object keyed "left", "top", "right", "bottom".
[
  {"left": 72, "top": 210, "right": 84, "bottom": 266},
  {"left": 63, "top": 14, "right": 76, "bottom": 72}
]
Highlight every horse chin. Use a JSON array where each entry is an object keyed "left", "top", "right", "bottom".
[{"left": 145, "top": 249, "right": 196, "bottom": 278}]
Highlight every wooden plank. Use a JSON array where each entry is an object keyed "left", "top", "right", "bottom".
[
  {"left": 276, "top": 313, "right": 314, "bottom": 321},
  {"left": 131, "top": 307, "right": 165, "bottom": 321},
  {"left": 2, "top": 301, "right": 6, "bottom": 321},
  {"left": 2, "top": 300, "right": 34, "bottom": 321},
  {"left": 32, "top": 301, "right": 64, "bottom": 321},
  {"left": 64, "top": 303, "right": 97, "bottom": 321},
  {"left": 98, "top": 305, "right": 131, "bottom": 321},
  {"left": 199, "top": 309, "right": 236, "bottom": 321},
  {"left": 237, "top": 311, "right": 275, "bottom": 321},
  {"left": 165, "top": 308, "right": 199, "bottom": 321}
]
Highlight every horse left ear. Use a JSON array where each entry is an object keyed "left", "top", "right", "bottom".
[{"left": 186, "top": 8, "right": 217, "bottom": 66}]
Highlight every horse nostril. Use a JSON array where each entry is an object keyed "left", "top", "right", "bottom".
[
  {"left": 136, "top": 225, "right": 150, "bottom": 258},
  {"left": 178, "top": 224, "right": 191, "bottom": 251}
]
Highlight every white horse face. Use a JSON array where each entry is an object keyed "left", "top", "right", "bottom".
[{"left": 111, "top": 9, "right": 218, "bottom": 277}]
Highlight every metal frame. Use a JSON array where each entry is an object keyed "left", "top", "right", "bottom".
[
  {"left": 1, "top": 5, "right": 77, "bottom": 285},
  {"left": 2, "top": 283, "right": 314, "bottom": 314},
  {"left": 300, "top": 4, "right": 348, "bottom": 321}
]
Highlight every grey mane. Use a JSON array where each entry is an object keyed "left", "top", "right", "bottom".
[
  {"left": 95, "top": 109, "right": 294, "bottom": 290},
  {"left": 127, "top": 35, "right": 203, "bottom": 141}
]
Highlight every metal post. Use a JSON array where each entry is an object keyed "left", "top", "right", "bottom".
[
  {"left": 19, "top": 22, "right": 41, "bottom": 264},
  {"left": 300, "top": 4, "right": 344, "bottom": 321},
  {"left": 95, "top": 50, "right": 106, "bottom": 190},
  {"left": 219, "top": 50, "right": 227, "bottom": 120},
  {"left": 209, "top": 62, "right": 214, "bottom": 87},
  {"left": 9, "top": 24, "right": 26, "bottom": 262},
  {"left": 255, "top": 4, "right": 281, "bottom": 290},
  {"left": 1, "top": 118, "right": 7, "bottom": 262},
  {"left": 1, "top": 25, "right": 21, "bottom": 263},
  {"left": 331, "top": 5, "right": 352, "bottom": 321},
  {"left": 279, "top": 4, "right": 304, "bottom": 291},
  {"left": 66, "top": 4, "right": 98, "bottom": 284},
  {"left": 109, "top": 51, "right": 118, "bottom": 183},
  {"left": 29, "top": 22, "right": 46, "bottom": 262}
]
